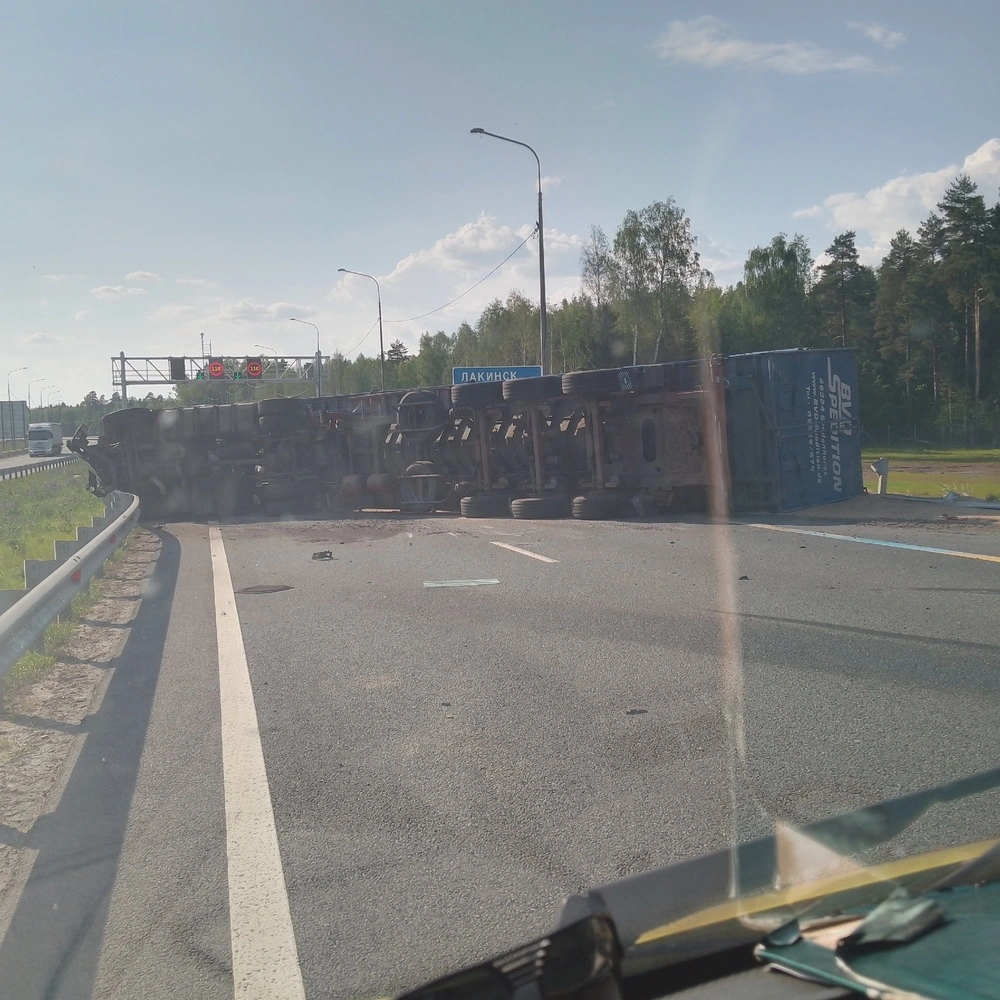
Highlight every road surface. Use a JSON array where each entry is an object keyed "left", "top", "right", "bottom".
[{"left": 0, "top": 503, "right": 997, "bottom": 998}]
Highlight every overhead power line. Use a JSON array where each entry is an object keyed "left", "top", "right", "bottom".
[{"left": 385, "top": 227, "right": 537, "bottom": 324}]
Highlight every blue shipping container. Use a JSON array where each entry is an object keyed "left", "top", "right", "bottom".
[{"left": 723, "top": 348, "right": 863, "bottom": 512}]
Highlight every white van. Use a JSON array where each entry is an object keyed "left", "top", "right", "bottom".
[{"left": 27, "top": 423, "right": 64, "bottom": 457}]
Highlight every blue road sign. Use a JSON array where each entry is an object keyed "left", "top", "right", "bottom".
[{"left": 452, "top": 366, "right": 543, "bottom": 384}]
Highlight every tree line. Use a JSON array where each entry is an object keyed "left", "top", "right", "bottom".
[{"left": 63, "top": 174, "right": 1000, "bottom": 443}]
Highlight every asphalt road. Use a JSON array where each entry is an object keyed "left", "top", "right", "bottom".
[
  {"left": 0, "top": 506, "right": 998, "bottom": 998},
  {"left": 0, "top": 440, "right": 74, "bottom": 471}
]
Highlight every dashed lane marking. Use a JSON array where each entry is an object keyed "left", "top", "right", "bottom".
[
  {"left": 489, "top": 541, "right": 559, "bottom": 564},
  {"left": 747, "top": 522, "right": 1000, "bottom": 564}
]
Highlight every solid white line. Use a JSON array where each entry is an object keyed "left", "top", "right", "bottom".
[
  {"left": 209, "top": 525, "right": 306, "bottom": 1000},
  {"left": 423, "top": 578, "right": 501, "bottom": 588},
  {"left": 490, "top": 541, "right": 559, "bottom": 564},
  {"left": 746, "top": 522, "right": 1000, "bottom": 564}
]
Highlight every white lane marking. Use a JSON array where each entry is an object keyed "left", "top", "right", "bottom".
[
  {"left": 489, "top": 541, "right": 559, "bottom": 564},
  {"left": 209, "top": 525, "right": 306, "bottom": 1000},
  {"left": 423, "top": 578, "right": 501, "bottom": 588},
  {"left": 747, "top": 522, "right": 1000, "bottom": 564}
]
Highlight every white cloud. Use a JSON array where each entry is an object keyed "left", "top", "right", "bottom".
[
  {"left": 791, "top": 205, "right": 823, "bottom": 219},
  {"left": 176, "top": 277, "right": 212, "bottom": 287},
  {"left": 655, "top": 16, "right": 893, "bottom": 75},
  {"left": 23, "top": 332, "right": 59, "bottom": 345},
  {"left": 209, "top": 300, "right": 315, "bottom": 324},
  {"left": 124, "top": 270, "right": 161, "bottom": 281},
  {"left": 795, "top": 138, "right": 1000, "bottom": 260},
  {"left": 74, "top": 310, "right": 87, "bottom": 321},
  {"left": 356, "top": 213, "right": 583, "bottom": 293},
  {"left": 90, "top": 285, "right": 148, "bottom": 299},
  {"left": 44, "top": 273, "right": 82, "bottom": 282},
  {"left": 328, "top": 213, "right": 586, "bottom": 351},
  {"left": 540, "top": 175, "right": 563, "bottom": 193},
  {"left": 847, "top": 21, "right": 906, "bottom": 50},
  {"left": 149, "top": 304, "right": 199, "bottom": 323}
]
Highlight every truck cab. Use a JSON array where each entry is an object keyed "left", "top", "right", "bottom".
[{"left": 27, "top": 422, "right": 64, "bottom": 457}]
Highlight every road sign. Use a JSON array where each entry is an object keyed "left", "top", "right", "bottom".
[
  {"left": 453, "top": 366, "right": 542, "bottom": 384},
  {"left": 246, "top": 358, "right": 263, "bottom": 379},
  {"left": 207, "top": 358, "right": 226, "bottom": 379}
]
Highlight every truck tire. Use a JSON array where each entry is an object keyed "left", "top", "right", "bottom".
[
  {"left": 234, "top": 402, "right": 259, "bottom": 436},
  {"left": 562, "top": 368, "right": 638, "bottom": 397},
  {"left": 572, "top": 491, "right": 626, "bottom": 520},
  {"left": 510, "top": 495, "right": 570, "bottom": 520},
  {"left": 341, "top": 474, "right": 367, "bottom": 497},
  {"left": 101, "top": 408, "right": 157, "bottom": 442},
  {"left": 400, "top": 461, "right": 446, "bottom": 512},
  {"left": 367, "top": 473, "right": 395, "bottom": 494},
  {"left": 258, "top": 398, "right": 309, "bottom": 433},
  {"left": 451, "top": 381, "right": 505, "bottom": 408},
  {"left": 502, "top": 375, "right": 564, "bottom": 404},
  {"left": 460, "top": 493, "right": 513, "bottom": 518}
]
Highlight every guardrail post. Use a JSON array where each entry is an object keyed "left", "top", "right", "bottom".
[{"left": 0, "top": 491, "right": 140, "bottom": 715}]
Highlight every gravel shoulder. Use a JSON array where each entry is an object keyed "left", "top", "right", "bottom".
[{"left": 0, "top": 529, "right": 161, "bottom": 905}]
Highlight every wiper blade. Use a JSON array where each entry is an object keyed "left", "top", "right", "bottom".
[{"left": 805, "top": 765, "right": 1000, "bottom": 857}]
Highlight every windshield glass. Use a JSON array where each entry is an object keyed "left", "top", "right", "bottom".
[{"left": 1, "top": 4, "right": 998, "bottom": 999}]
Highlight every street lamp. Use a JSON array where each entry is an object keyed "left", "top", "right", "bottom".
[
  {"left": 289, "top": 318, "right": 323, "bottom": 396},
  {"left": 254, "top": 344, "right": 279, "bottom": 380},
  {"left": 27, "top": 378, "right": 44, "bottom": 418},
  {"left": 4, "top": 366, "right": 26, "bottom": 449},
  {"left": 470, "top": 127, "right": 549, "bottom": 374},
  {"left": 337, "top": 269, "right": 385, "bottom": 391}
]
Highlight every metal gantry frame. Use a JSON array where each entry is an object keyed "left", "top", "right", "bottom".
[{"left": 111, "top": 353, "right": 326, "bottom": 402}]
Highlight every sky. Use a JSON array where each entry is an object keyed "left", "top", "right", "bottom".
[{"left": 3, "top": 0, "right": 999, "bottom": 406}]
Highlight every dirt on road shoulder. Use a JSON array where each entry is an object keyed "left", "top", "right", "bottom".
[
  {"left": 0, "top": 529, "right": 160, "bottom": 904},
  {"left": 772, "top": 492, "right": 1000, "bottom": 535}
]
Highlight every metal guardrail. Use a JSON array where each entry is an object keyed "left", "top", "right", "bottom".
[
  {"left": 0, "top": 449, "right": 27, "bottom": 460},
  {"left": 0, "top": 491, "right": 140, "bottom": 690},
  {"left": 0, "top": 455, "right": 79, "bottom": 482}
]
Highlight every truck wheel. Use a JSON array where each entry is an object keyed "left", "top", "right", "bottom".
[
  {"left": 450, "top": 381, "right": 505, "bottom": 408},
  {"left": 460, "top": 493, "right": 513, "bottom": 518},
  {"left": 572, "top": 491, "right": 626, "bottom": 520},
  {"left": 367, "top": 473, "right": 395, "bottom": 494},
  {"left": 561, "top": 368, "right": 639, "bottom": 397},
  {"left": 101, "top": 408, "right": 157, "bottom": 442},
  {"left": 400, "top": 461, "right": 446, "bottom": 512},
  {"left": 510, "top": 495, "right": 570, "bottom": 520},
  {"left": 341, "top": 474, "right": 367, "bottom": 498},
  {"left": 502, "top": 375, "right": 563, "bottom": 404}
]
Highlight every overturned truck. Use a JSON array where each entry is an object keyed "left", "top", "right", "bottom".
[{"left": 69, "top": 349, "right": 862, "bottom": 521}]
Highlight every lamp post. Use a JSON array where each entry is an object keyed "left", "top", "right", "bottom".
[
  {"left": 4, "top": 366, "right": 26, "bottom": 450},
  {"left": 289, "top": 318, "right": 322, "bottom": 397},
  {"left": 38, "top": 385, "right": 55, "bottom": 424},
  {"left": 337, "top": 269, "right": 384, "bottom": 391},
  {"left": 254, "top": 344, "right": 280, "bottom": 385},
  {"left": 27, "top": 378, "right": 44, "bottom": 419},
  {"left": 470, "top": 127, "right": 548, "bottom": 374}
]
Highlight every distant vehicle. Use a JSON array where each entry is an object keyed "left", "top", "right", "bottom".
[{"left": 27, "top": 422, "right": 64, "bottom": 457}]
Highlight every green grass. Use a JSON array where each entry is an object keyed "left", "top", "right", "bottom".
[
  {"left": 0, "top": 465, "right": 104, "bottom": 589},
  {"left": 859, "top": 444, "right": 1000, "bottom": 499},
  {"left": 862, "top": 446, "right": 1000, "bottom": 463},
  {"left": 3, "top": 546, "right": 117, "bottom": 693}
]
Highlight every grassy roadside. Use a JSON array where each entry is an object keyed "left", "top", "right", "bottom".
[
  {"left": 0, "top": 464, "right": 105, "bottom": 589},
  {"left": 860, "top": 446, "right": 1000, "bottom": 499},
  {"left": 2, "top": 529, "right": 136, "bottom": 693}
]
